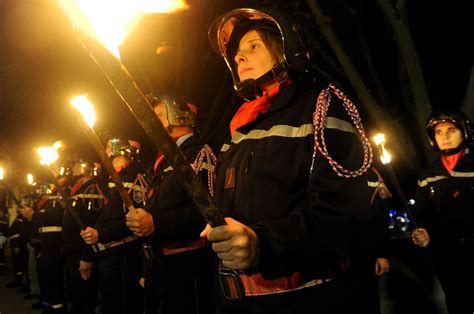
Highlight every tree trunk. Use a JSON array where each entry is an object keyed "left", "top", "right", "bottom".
[
  {"left": 376, "top": 0, "right": 433, "bottom": 164},
  {"left": 305, "top": 0, "right": 422, "bottom": 171}
]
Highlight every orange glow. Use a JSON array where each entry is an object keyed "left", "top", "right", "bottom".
[
  {"left": 37, "top": 141, "right": 63, "bottom": 166},
  {"left": 57, "top": 0, "right": 189, "bottom": 58}
]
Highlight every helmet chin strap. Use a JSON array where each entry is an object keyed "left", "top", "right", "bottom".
[
  {"left": 236, "top": 63, "right": 287, "bottom": 99},
  {"left": 439, "top": 142, "right": 466, "bottom": 156}
]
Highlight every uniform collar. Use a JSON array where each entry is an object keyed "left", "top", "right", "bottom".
[{"left": 176, "top": 133, "right": 193, "bottom": 147}]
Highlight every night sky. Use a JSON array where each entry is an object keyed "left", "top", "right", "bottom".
[{"left": 0, "top": 0, "right": 472, "bottom": 201}]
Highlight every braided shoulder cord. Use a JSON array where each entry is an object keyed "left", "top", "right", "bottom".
[
  {"left": 193, "top": 144, "right": 217, "bottom": 197},
  {"left": 369, "top": 167, "right": 392, "bottom": 205},
  {"left": 128, "top": 174, "right": 149, "bottom": 206},
  {"left": 83, "top": 183, "right": 105, "bottom": 211},
  {"left": 313, "top": 84, "right": 373, "bottom": 178}
]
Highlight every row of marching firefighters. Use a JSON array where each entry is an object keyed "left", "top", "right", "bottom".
[{"left": 0, "top": 4, "right": 473, "bottom": 314}]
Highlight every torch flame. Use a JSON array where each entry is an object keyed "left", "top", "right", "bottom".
[
  {"left": 373, "top": 133, "right": 386, "bottom": 146},
  {"left": 0, "top": 167, "right": 4, "bottom": 180},
  {"left": 70, "top": 94, "right": 96, "bottom": 128},
  {"left": 27, "top": 173, "right": 34, "bottom": 185},
  {"left": 37, "top": 142, "right": 63, "bottom": 166},
  {"left": 380, "top": 145, "right": 392, "bottom": 165},
  {"left": 58, "top": 0, "right": 189, "bottom": 58}
]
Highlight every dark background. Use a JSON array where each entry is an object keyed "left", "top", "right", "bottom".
[{"left": 0, "top": 0, "right": 472, "bottom": 202}]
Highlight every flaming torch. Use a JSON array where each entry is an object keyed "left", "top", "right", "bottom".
[
  {"left": 57, "top": 0, "right": 224, "bottom": 227},
  {"left": 70, "top": 94, "right": 135, "bottom": 212}
]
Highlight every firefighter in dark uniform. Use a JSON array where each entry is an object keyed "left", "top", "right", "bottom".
[
  {"left": 62, "top": 158, "right": 105, "bottom": 314},
  {"left": 26, "top": 183, "right": 53, "bottom": 309},
  {"left": 81, "top": 138, "right": 146, "bottom": 314},
  {"left": 0, "top": 205, "right": 7, "bottom": 275},
  {"left": 0, "top": 186, "right": 9, "bottom": 276},
  {"left": 5, "top": 204, "right": 28, "bottom": 289},
  {"left": 36, "top": 160, "right": 72, "bottom": 313},
  {"left": 18, "top": 188, "right": 41, "bottom": 300},
  {"left": 17, "top": 193, "right": 35, "bottom": 295},
  {"left": 411, "top": 109, "right": 474, "bottom": 314},
  {"left": 347, "top": 166, "right": 391, "bottom": 314},
  {"left": 126, "top": 94, "right": 215, "bottom": 314},
  {"left": 202, "top": 6, "right": 372, "bottom": 313}
]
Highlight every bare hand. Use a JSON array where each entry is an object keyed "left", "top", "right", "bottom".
[
  {"left": 411, "top": 228, "right": 430, "bottom": 247},
  {"left": 375, "top": 258, "right": 390, "bottom": 275},
  {"left": 80, "top": 227, "right": 99, "bottom": 245},
  {"left": 200, "top": 217, "right": 259, "bottom": 271},
  {"left": 139, "top": 277, "right": 145, "bottom": 288},
  {"left": 79, "top": 260, "right": 93, "bottom": 280},
  {"left": 126, "top": 208, "right": 155, "bottom": 237},
  {"left": 19, "top": 206, "right": 33, "bottom": 221}
]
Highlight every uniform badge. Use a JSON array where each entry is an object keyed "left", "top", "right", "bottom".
[{"left": 225, "top": 167, "right": 235, "bottom": 189}]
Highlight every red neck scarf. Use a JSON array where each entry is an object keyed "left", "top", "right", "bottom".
[
  {"left": 230, "top": 80, "right": 290, "bottom": 137},
  {"left": 441, "top": 149, "right": 465, "bottom": 173}
]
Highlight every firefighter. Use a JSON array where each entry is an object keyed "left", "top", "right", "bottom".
[
  {"left": 0, "top": 187, "right": 9, "bottom": 276},
  {"left": 17, "top": 187, "right": 41, "bottom": 301},
  {"left": 62, "top": 158, "right": 105, "bottom": 314},
  {"left": 0, "top": 205, "right": 7, "bottom": 276},
  {"left": 5, "top": 204, "right": 28, "bottom": 289},
  {"left": 126, "top": 94, "right": 215, "bottom": 314},
  {"left": 80, "top": 137, "right": 146, "bottom": 314},
  {"left": 19, "top": 182, "right": 50, "bottom": 309},
  {"left": 35, "top": 158, "right": 73, "bottom": 313},
  {"left": 202, "top": 6, "right": 372, "bottom": 313},
  {"left": 411, "top": 109, "right": 474, "bottom": 314}
]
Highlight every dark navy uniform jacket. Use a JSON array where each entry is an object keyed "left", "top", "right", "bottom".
[
  {"left": 95, "top": 162, "right": 146, "bottom": 250},
  {"left": 214, "top": 80, "right": 371, "bottom": 280},
  {"left": 144, "top": 135, "right": 207, "bottom": 245},
  {"left": 62, "top": 175, "right": 105, "bottom": 261},
  {"left": 414, "top": 148, "right": 474, "bottom": 243}
]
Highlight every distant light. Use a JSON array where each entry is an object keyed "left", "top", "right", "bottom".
[
  {"left": 380, "top": 145, "right": 391, "bottom": 164},
  {"left": 408, "top": 199, "right": 415, "bottom": 205},
  {"left": 27, "top": 173, "right": 34, "bottom": 185}
]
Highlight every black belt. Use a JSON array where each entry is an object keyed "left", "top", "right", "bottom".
[{"left": 97, "top": 235, "right": 138, "bottom": 252}]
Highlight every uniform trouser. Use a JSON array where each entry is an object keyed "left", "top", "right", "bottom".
[
  {"left": 98, "top": 247, "right": 143, "bottom": 314},
  {"left": 37, "top": 236, "right": 65, "bottom": 309},
  {"left": 346, "top": 255, "right": 381, "bottom": 314},
  {"left": 10, "top": 242, "right": 28, "bottom": 278},
  {"left": 216, "top": 275, "right": 352, "bottom": 314},
  {"left": 27, "top": 244, "right": 40, "bottom": 295},
  {"left": 64, "top": 252, "right": 98, "bottom": 314},
  {"left": 143, "top": 247, "right": 215, "bottom": 314},
  {"left": 433, "top": 241, "right": 474, "bottom": 314},
  {"left": 0, "top": 246, "right": 5, "bottom": 271}
]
